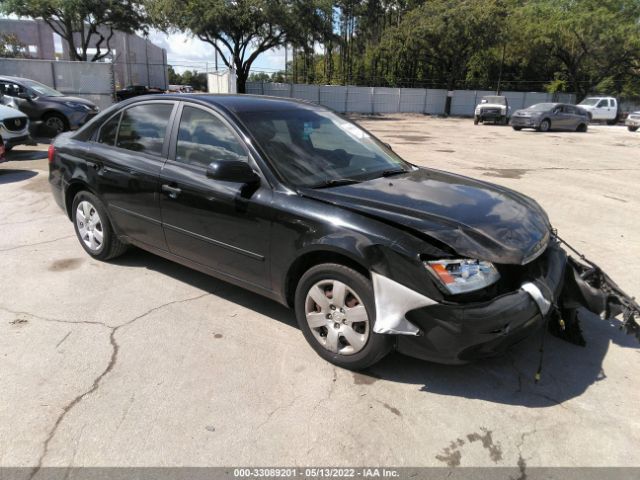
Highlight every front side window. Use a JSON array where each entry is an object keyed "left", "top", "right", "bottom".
[
  {"left": 116, "top": 103, "right": 173, "bottom": 155},
  {"left": 98, "top": 113, "right": 121, "bottom": 145},
  {"left": 597, "top": 99, "right": 608, "bottom": 108},
  {"left": 238, "top": 107, "right": 410, "bottom": 188},
  {"left": 175, "top": 106, "right": 247, "bottom": 167},
  {"left": 0, "top": 82, "right": 24, "bottom": 97}
]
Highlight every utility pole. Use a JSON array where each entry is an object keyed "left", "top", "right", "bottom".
[{"left": 496, "top": 43, "right": 506, "bottom": 95}]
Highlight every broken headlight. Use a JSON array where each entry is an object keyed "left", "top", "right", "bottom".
[{"left": 425, "top": 259, "right": 500, "bottom": 295}]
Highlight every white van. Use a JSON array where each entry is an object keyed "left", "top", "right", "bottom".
[{"left": 577, "top": 97, "right": 619, "bottom": 124}]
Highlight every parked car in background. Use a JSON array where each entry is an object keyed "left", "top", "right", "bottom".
[
  {"left": 48, "top": 94, "right": 613, "bottom": 369},
  {"left": 625, "top": 111, "right": 640, "bottom": 132},
  {"left": 115, "top": 85, "right": 165, "bottom": 101},
  {"left": 0, "top": 103, "right": 30, "bottom": 151},
  {"left": 578, "top": 96, "right": 619, "bottom": 125},
  {"left": 474, "top": 95, "right": 510, "bottom": 125},
  {"left": 510, "top": 103, "right": 589, "bottom": 132},
  {"left": 0, "top": 75, "right": 99, "bottom": 135}
]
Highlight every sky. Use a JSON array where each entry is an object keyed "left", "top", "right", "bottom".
[{"left": 147, "top": 30, "right": 287, "bottom": 74}]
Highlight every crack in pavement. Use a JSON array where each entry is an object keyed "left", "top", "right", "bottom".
[
  {"left": 25, "top": 292, "right": 211, "bottom": 479},
  {"left": 513, "top": 425, "right": 538, "bottom": 480},
  {"left": 0, "top": 235, "right": 75, "bottom": 253}
]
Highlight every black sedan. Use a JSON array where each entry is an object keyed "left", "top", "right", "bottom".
[
  {"left": 48, "top": 94, "right": 610, "bottom": 369},
  {"left": 510, "top": 103, "right": 589, "bottom": 132}
]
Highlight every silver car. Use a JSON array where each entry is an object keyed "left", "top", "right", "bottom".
[
  {"left": 625, "top": 111, "right": 640, "bottom": 132},
  {"left": 510, "top": 103, "right": 590, "bottom": 132}
]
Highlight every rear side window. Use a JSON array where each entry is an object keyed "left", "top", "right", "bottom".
[
  {"left": 175, "top": 106, "right": 247, "bottom": 167},
  {"left": 98, "top": 113, "right": 121, "bottom": 145},
  {"left": 116, "top": 103, "right": 173, "bottom": 155}
]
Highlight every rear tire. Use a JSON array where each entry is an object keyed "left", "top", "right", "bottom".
[
  {"left": 512, "top": 126, "right": 522, "bottom": 131},
  {"left": 71, "top": 191, "right": 128, "bottom": 261},
  {"left": 294, "top": 263, "right": 393, "bottom": 370},
  {"left": 473, "top": 116, "right": 480, "bottom": 125},
  {"left": 606, "top": 118, "right": 618, "bottom": 126},
  {"left": 576, "top": 123, "right": 588, "bottom": 133},
  {"left": 627, "top": 126, "right": 638, "bottom": 132}
]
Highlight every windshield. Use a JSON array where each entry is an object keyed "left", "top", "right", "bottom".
[
  {"left": 481, "top": 96, "right": 506, "bottom": 105},
  {"left": 22, "top": 79, "right": 64, "bottom": 97},
  {"left": 578, "top": 98, "right": 602, "bottom": 106},
  {"left": 527, "top": 103, "right": 555, "bottom": 111},
  {"left": 238, "top": 108, "right": 411, "bottom": 188}
]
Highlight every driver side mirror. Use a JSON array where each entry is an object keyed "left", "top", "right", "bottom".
[{"left": 206, "top": 159, "right": 260, "bottom": 184}]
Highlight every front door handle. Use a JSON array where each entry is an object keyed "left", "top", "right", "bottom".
[{"left": 161, "top": 184, "right": 182, "bottom": 199}]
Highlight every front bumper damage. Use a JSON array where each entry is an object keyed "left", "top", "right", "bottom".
[{"left": 373, "top": 235, "right": 639, "bottom": 364}]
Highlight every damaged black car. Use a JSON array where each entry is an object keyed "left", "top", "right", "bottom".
[{"left": 48, "top": 95, "right": 639, "bottom": 370}]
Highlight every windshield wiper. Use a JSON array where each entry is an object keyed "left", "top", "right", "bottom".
[
  {"left": 311, "top": 178, "right": 362, "bottom": 189},
  {"left": 379, "top": 168, "right": 408, "bottom": 177}
]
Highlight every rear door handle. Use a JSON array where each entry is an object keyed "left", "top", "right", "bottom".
[{"left": 161, "top": 184, "right": 182, "bottom": 199}]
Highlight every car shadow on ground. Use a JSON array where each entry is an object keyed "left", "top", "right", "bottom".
[
  {"left": 5, "top": 148, "right": 48, "bottom": 161},
  {"left": 112, "top": 248, "right": 637, "bottom": 407},
  {"left": 0, "top": 169, "right": 38, "bottom": 184}
]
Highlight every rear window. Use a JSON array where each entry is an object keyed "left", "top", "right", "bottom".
[{"left": 116, "top": 103, "right": 173, "bottom": 155}]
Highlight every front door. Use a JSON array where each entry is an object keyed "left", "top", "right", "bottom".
[
  {"left": 88, "top": 101, "right": 176, "bottom": 250},
  {"left": 160, "top": 103, "right": 272, "bottom": 289}
]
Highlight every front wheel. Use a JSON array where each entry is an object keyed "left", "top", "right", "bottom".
[
  {"left": 72, "top": 191, "right": 128, "bottom": 260},
  {"left": 537, "top": 119, "right": 551, "bottom": 132},
  {"left": 43, "top": 113, "right": 68, "bottom": 135},
  {"left": 473, "top": 116, "right": 480, "bottom": 125},
  {"left": 628, "top": 126, "right": 638, "bottom": 132},
  {"left": 294, "top": 263, "right": 393, "bottom": 370},
  {"left": 512, "top": 126, "right": 522, "bottom": 131}
]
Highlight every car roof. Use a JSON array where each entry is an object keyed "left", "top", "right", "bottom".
[
  {"left": 0, "top": 75, "right": 27, "bottom": 82},
  {"left": 135, "top": 93, "right": 322, "bottom": 113}
]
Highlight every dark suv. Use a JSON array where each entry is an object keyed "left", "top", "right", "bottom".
[{"left": 0, "top": 75, "right": 99, "bottom": 135}]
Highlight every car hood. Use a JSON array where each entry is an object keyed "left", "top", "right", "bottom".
[
  {"left": 299, "top": 168, "right": 551, "bottom": 265},
  {"left": 43, "top": 95, "right": 98, "bottom": 108},
  {"left": 0, "top": 103, "right": 28, "bottom": 119}
]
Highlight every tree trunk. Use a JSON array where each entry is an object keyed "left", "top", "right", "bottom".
[{"left": 236, "top": 69, "right": 248, "bottom": 94}]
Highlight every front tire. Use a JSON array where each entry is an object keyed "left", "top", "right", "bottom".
[
  {"left": 628, "top": 126, "right": 638, "bottom": 132},
  {"left": 71, "top": 191, "right": 128, "bottom": 260},
  {"left": 512, "top": 126, "right": 522, "bottom": 131},
  {"left": 473, "top": 116, "right": 480, "bottom": 125},
  {"left": 294, "top": 263, "right": 393, "bottom": 370},
  {"left": 537, "top": 119, "right": 551, "bottom": 132},
  {"left": 43, "top": 113, "right": 68, "bottom": 135}
]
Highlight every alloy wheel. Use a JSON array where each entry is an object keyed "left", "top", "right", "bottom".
[
  {"left": 305, "top": 279, "right": 370, "bottom": 355},
  {"left": 46, "top": 116, "right": 65, "bottom": 134},
  {"left": 76, "top": 200, "right": 104, "bottom": 252}
]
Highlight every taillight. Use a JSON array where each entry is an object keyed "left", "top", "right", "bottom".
[{"left": 48, "top": 144, "right": 55, "bottom": 164}]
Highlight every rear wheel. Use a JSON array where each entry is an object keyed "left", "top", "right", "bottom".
[
  {"left": 512, "top": 126, "right": 522, "bottom": 131},
  {"left": 627, "top": 126, "right": 638, "bottom": 132},
  {"left": 294, "top": 263, "right": 392, "bottom": 370},
  {"left": 606, "top": 117, "right": 618, "bottom": 126},
  {"left": 473, "top": 116, "right": 480, "bottom": 125},
  {"left": 576, "top": 123, "right": 588, "bottom": 133},
  {"left": 537, "top": 119, "right": 551, "bottom": 132},
  {"left": 72, "top": 191, "right": 128, "bottom": 260}
]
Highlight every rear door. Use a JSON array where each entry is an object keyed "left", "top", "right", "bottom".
[
  {"left": 88, "top": 100, "right": 177, "bottom": 250},
  {"left": 159, "top": 102, "right": 272, "bottom": 288}
]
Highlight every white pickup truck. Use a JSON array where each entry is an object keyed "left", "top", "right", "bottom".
[{"left": 577, "top": 97, "right": 620, "bottom": 125}]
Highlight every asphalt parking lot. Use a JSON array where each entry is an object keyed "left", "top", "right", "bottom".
[{"left": 1, "top": 117, "right": 639, "bottom": 470}]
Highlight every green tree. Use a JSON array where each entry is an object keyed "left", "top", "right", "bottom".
[
  {"left": 0, "top": 0, "right": 147, "bottom": 62},
  {"left": 167, "top": 65, "right": 182, "bottom": 84},
  {"left": 0, "top": 33, "right": 29, "bottom": 58},
  {"left": 146, "top": 0, "right": 326, "bottom": 92},
  {"left": 510, "top": 0, "right": 640, "bottom": 99}
]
